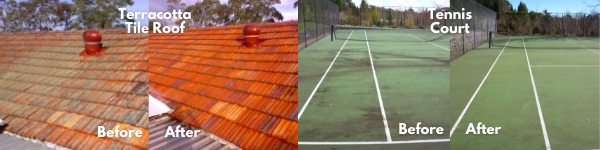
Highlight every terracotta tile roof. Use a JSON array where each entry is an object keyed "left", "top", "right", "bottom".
[
  {"left": 0, "top": 29, "right": 149, "bottom": 149},
  {"left": 149, "top": 21, "right": 298, "bottom": 150}
]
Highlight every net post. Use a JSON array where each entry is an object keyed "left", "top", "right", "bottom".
[
  {"left": 331, "top": 25, "right": 334, "bottom": 41},
  {"left": 489, "top": 31, "right": 491, "bottom": 48}
]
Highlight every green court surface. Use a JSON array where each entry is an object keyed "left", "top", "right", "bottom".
[
  {"left": 451, "top": 36, "right": 600, "bottom": 149},
  {"left": 298, "top": 29, "right": 450, "bottom": 149}
]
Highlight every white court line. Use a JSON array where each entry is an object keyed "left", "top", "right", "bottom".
[
  {"left": 566, "top": 40, "right": 600, "bottom": 54},
  {"left": 373, "top": 58, "right": 450, "bottom": 61},
  {"left": 450, "top": 37, "right": 511, "bottom": 137},
  {"left": 298, "top": 139, "right": 450, "bottom": 145},
  {"left": 364, "top": 30, "right": 392, "bottom": 142},
  {"left": 298, "top": 30, "right": 354, "bottom": 119},
  {"left": 406, "top": 34, "right": 450, "bottom": 51},
  {"left": 531, "top": 65, "right": 600, "bottom": 67},
  {"left": 523, "top": 37, "right": 551, "bottom": 150}
]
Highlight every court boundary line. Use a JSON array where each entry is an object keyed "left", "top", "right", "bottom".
[
  {"left": 565, "top": 40, "right": 600, "bottom": 54},
  {"left": 406, "top": 34, "right": 450, "bottom": 51},
  {"left": 450, "top": 37, "right": 511, "bottom": 137},
  {"left": 531, "top": 65, "right": 600, "bottom": 67},
  {"left": 373, "top": 58, "right": 450, "bottom": 61},
  {"left": 298, "top": 30, "right": 354, "bottom": 119},
  {"left": 298, "top": 139, "right": 450, "bottom": 145},
  {"left": 523, "top": 37, "right": 551, "bottom": 150},
  {"left": 364, "top": 30, "right": 393, "bottom": 142}
]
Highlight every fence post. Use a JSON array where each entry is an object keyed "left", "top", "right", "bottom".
[
  {"left": 314, "top": 0, "right": 317, "bottom": 38},
  {"left": 461, "top": 0, "right": 465, "bottom": 54},
  {"left": 322, "top": 0, "right": 325, "bottom": 38},
  {"left": 562, "top": 13, "right": 564, "bottom": 36},
  {"left": 302, "top": 0, "right": 307, "bottom": 48}
]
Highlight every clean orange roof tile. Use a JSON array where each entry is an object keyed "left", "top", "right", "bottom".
[{"left": 149, "top": 21, "right": 297, "bottom": 150}]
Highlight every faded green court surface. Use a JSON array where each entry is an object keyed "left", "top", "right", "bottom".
[
  {"left": 298, "top": 29, "right": 450, "bottom": 149},
  {"left": 451, "top": 36, "right": 600, "bottom": 149}
]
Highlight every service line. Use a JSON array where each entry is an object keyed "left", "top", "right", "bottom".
[
  {"left": 523, "top": 37, "right": 551, "bottom": 150},
  {"left": 298, "top": 30, "right": 354, "bottom": 119},
  {"left": 450, "top": 37, "right": 511, "bottom": 137},
  {"left": 406, "top": 34, "right": 450, "bottom": 51},
  {"left": 365, "top": 30, "right": 392, "bottom": 142}
]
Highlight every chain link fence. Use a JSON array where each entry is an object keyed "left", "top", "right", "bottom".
[
  {"left": 450, "top": 0, "right": 497, "bottom": 60},
  {"left": 298, "top": 0, "right": 339, "bottom": 50}
]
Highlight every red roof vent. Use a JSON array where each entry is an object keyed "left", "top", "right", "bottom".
[
  {"left": 80, "top": 30, "right": 106, "bottom": 56},
  {"left": 243, "top": 24, "right": 260, "bottom": 48}
]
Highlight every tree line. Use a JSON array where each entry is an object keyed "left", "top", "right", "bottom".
[
  {"left": 152, "top": 0, "right": 284, "bottom": 29},
  {"left": 0, "top": 0, "right": 135, "bottom": 32},
  {"left": 0, "top": 0, "right": 286, "bottom": 32},
  {"left": 470, "top": 0, "right": 599, "bottom": 36},
  {"left": 323, "top": 0, "right": 444, "bottom": 28}
]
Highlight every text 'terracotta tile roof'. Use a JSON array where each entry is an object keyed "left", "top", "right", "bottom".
[
  {"left": 0, "top": 29, "right": 149, "bottom": 149},
  {"left": 149, "top": 21, "right": 298, "bottom": 150}
]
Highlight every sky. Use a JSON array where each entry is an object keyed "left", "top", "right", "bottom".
[
  {"left": 149, "top": 0, "right": 299, "bottom": 21},
  {"left": 350, "top": 0, "right": 450, "bottom": 8},
  {"left": 507, "top": 0, "right": 598, "bottom": 14}
]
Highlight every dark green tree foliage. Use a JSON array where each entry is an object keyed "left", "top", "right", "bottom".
[
  {"left": 517, "top": 1, "right": 527, "bottom": 12},
  {"left": 386, "top": 8, "right": 393, "bottom": 26}
]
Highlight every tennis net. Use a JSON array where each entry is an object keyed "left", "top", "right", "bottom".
[
  {"left": 331, "top": 25, "right": 449, "bottom": 42},
  {"left": 489, "top": 32, "right": 600, "bottom": 50}
]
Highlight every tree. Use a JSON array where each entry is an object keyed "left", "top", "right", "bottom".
[
  {"left": 71, "top": 0, "right": 134, "bottom": 29},
  {"left": 167, "top": 0, "right": 186, "bottom": 12},
  {"left": 227, "top": 0, "right": 283, "bottom": 24},
  {"left": 181, "top": 0, "right": 229, "bottom": 27},
  {"left": 517, "top": 1, "right": 527, "bottom": 12},
  {"left": 54, "top": 2, "right": 76, "bottom": 30},
  {"left": 369, "top": 6, "right": 380, "bottom": 26},
  {"left": 294, "top": 1, "right": 298, "bottom": 8},
  {"left": 405, "top": 8, "right": 414, "bottom": 28},
  {"left": 386, "top": 8, "right": 393, "bottom": 26},
  {"left": 359, "top": 0, "right": 368, "bottom": 26}
]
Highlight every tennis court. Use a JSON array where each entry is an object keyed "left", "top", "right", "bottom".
[
  {"left": 451, "top": 34, "right": 600, "bottom": 149},
  {"left": 298, "top": 26, "right": 451, "bottom": 149}
]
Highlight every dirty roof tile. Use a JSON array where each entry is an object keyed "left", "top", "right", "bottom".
[{"left": 0, "top": 29, "right": 149, "bottom": 149}]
